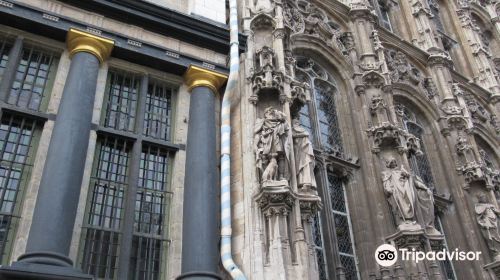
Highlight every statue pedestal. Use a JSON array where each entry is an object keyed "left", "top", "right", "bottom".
[
  {"left": 426, "top": 231, "right": 445, "bottom": 251},
  {"left": 297, "top": 192, "right": 323, "bottom": 214},
  {"left": 386, "top": 226, "right": 426, "bottom": 249},
  {"left": 255, "top": 180, "right": 294, "bottom": 210},
  {"left": 484, "top": 260, "right": 500, "bottom": 279}
]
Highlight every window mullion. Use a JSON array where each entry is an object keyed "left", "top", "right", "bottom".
[
  {"left": 116, "top": 73, "right": 148, "bottom": 280},
  {"left": 0, "top": 36, "right": 23, "bottom": 103}
]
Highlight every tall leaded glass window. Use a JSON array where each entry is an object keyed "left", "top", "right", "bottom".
[
  {"left": 377, "top": 0, "right": 393, "bottom": 31},
  {"left": 396, "top": 103, "right": 435, "bottom": 188},
  {"left": 143, "top": 81, "right": 173, "bottom": 141},
  {"left": 80, "top": 136, "right": 130, "bottom": 279},
  {"left": 315, "top": 80, "right": 343, "bottom": 153},
  {"left": 328, "top": 172, "right": 359, "bottom": 280},
  {"left": 130, "top": 145, "right": 171, "bottom": 280},
  {"left": 434, "top": 217, "right": 457, "bottom": 280},
  {"left": 295, "top": 57, "right": 343, "bottom": 155},
  {"left": 0, "top": 113, "right": 40, "bottom": 264},
  {"left": 295, "top": 56, "right": 356, "bottom": 279},
  {"left": 312, "top": 215, "right": 328, "bottom": 280},
  {"left": 8, "top": 46, "right": 58, "bottom": 111},
  {"left": 0, "top": 39, "right": 11, "bottom": 83},
  {"left": 103, "top": 71, "right": 140, "bottom": 132}
]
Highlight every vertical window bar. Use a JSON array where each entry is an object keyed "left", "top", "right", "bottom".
[{"left": 0, "top": 39, "right": 11, "bottom": 83}]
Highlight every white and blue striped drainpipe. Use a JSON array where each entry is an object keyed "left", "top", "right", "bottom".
[{"left": 220, "top": 0, "right": 246, "bottom": 279}]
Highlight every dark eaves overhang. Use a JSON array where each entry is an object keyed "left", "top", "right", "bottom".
[
  {"left": 0, "top": 0, "right": 248, "bottom": 75},
  {"left": 58, "top": 0, "right": 247, "bottom": 54}
]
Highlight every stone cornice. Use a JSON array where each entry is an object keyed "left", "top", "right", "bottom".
[
  {"left": 58, "top": 0, "right": 247, "bottom": 54},
  {"left": 449, "top": 70, "right": 494, "bottom": 102},
  {"left": 378, "top": 28, "right": 429, "bottom": 65}
]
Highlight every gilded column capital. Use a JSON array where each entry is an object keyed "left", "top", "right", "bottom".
[
  {"left": 184, "top": 65, "right": 228, "bottom": 94},
  {"left": 66, "top": 28, "right": 114, "bottom": 64}
]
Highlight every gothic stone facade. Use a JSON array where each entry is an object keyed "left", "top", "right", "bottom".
[{"left": 0, "top": 0, "right": 499, "bottom": 280}]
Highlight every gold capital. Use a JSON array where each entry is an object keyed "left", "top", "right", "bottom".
[
  {"left": 184, "top": 65, "right": 228, "bottom": 94},
  {"left": 66, "top": 28, "right": 114, "bottom": 64}
]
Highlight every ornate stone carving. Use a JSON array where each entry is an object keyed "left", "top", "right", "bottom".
[
  {"left": 367, "top": 123, "right": 422, "bottom": 154},
  {"left": 385, "top": 50, "right": 422, "bottom": 86},
  {"left": 250, "top": 47, "right": 285, "bottom": 102},
  {"left": 369, "top": 94, "right": 387, "bottom": 114},
  {"left": 283, "top": 0, "right": 350, "bottom": 61},
  {"left": 292, "top": 119, "right": 316, "bottom": 193},
  {"left": 382, "top": 158, "right": 420, "bottom": 230},
  {"left": 422, "top": 78, "right": 438, "bottom": 99},
  {"left": 254, "top": 107, "right": 291, "bottom": 185},
  {"left": 441, "top": 103, "right": 464, "bottom": 115},
  {"left": 475, "top": 193, "right": 500, "bottom": 261},
  {"left": 464, "top": 94, "right": 491, "bottom": 124}
]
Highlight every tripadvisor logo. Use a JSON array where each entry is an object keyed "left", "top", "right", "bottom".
[
  {"left": 375, "top": 244, "right": 398, "bottom": 267},
  {"left": 375, "top": 244, "right": 481, "bottom": 267}
]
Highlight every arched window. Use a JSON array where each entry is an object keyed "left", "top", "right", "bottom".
[
  {"left": 396, "top": 102, "right": 457, "bottom": 279},
  {"left": 296, "top": 56, "right": 358, "bottom": 279},
  {"left": 395, "top": 103, "right": 435, "bottom": 188},
  {"left": 296, "top": 57, "right": 343, "bottom": 156}
]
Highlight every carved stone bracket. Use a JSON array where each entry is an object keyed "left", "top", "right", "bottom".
[
  {"left": 367, "top": 123, "right": 422, "bottom": 154},
  {"left": 255, "top": 184, "right": 295, "bottom": 212},
  {"left": 386, "top": 228, "right": 427, "bottom": 250}
]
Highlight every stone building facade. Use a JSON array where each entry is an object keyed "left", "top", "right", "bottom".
[{"left": 0, "top": 0, "right": 498, "bottom": 280}]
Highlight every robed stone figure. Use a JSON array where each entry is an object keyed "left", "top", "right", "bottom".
[
  {"left": 475, "top": 193, "right": 500, "bottom": 261},
  {"left": 414, "top": 175, "right": 440, "bottom": 234},
  {"left": 382, "top": 158, "right": 417, "bottom": 230},
  {"left": 254, "top": 107, "right": 290, "bottom": 183},
  {"left": 292, "top": 119, "right": 316, "bottom": 192}
]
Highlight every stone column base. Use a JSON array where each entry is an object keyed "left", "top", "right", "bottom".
[{"left": 0, "top": 262, "right": 92, "bottom": 280}]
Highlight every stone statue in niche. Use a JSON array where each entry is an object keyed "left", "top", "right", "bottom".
[
  {"left": 292, "top": 118, "right": 317, "bottom": 192},
  {"left": 475, "top": 193, "right": 500, "bottom": 261},
  {"left": 254, "top": 107, "right": 290, "bottom": 186},
  {"left": 382, "top": 157, "right": 419, "bottom": 231},
  {"left": 414, "top": 175, "right": 440, "bottom": 235}
]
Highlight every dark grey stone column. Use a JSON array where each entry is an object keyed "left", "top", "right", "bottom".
[
  {"left": 0, "top": 28, "right": 113, "bottom": 280},
  {"left": 178, "top": 85, "right": 220, "bottom": 280},
  {"left": 23, "top": 51, "right": 99, "bottom": 263},
  {"left": 0, "top": 36, "right": 23, "bottom": 102}
]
